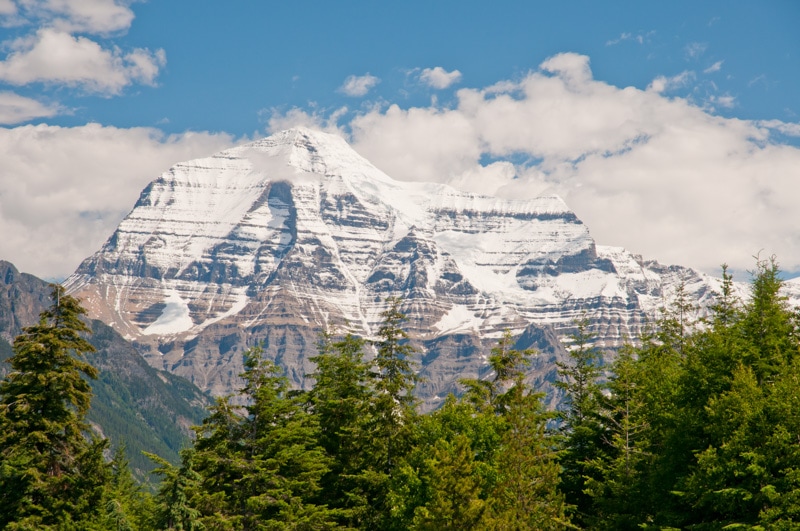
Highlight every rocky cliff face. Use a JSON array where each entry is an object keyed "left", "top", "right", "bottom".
[{"left": 65, "top": 128, "right": 741, "bottom": 408}]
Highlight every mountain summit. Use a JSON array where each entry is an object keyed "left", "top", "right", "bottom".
[{"left": 67, "top": 127, "right": 718, "bottom": 406}]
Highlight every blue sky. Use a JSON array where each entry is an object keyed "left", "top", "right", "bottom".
[{"left": 1, "top": 1, "right": 799, "bottom": 279}]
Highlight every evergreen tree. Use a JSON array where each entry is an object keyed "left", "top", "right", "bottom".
[
  {"left": 148, "top": 450, "right": 203, "bottom": 531},
  {"left": 360, "top": 297, "right": 420, "bottom": 529},
  {"left": 554, "top": 318, "right": 605, "bottom": 525},
  {"left": 0, "top": 284, "right": 111, "bottom": 529},
  {"left": 680, "top": 258, "right": 800, "bottom": 529},
  {"left": 467, "top": 332, "right": 570, "bottom": 529},
  {"left": 309, "top": 332, "right": 375, "bottom": 527},
  {"left": 103, "top": 444, "right": 154, "bottom": 531},
  {"left": 583, "top": 346, "right": 651, "bottom": 530},
  {"left": 189, "top": 395, "right": 248, "bottom": 529},
  {"left": 461, "top": 330, "right": 531, "bottom": 414},
  {"left": 410, "top": 434, "right": 486, "bottom": 530}
]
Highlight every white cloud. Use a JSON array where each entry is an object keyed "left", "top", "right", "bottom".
[
  {"left": 13, "top": 0, "right": 134, "bottom": 33},
  {"left": 0, "top": 28, "right": 165, "bottom": 94},
  {"left": 757, "top": 119, "right": 800, "bottom": 137},
  {"left": 704, "top": 60, "right": 723, "bottom": 74},
  {"left": 648, "top": 70, "right": 694, "bottom": 93},
  {"left": 265, "top": 105, "right": 347, "bottom": 136},
  {"left": 0, "top": 123, "right": 235, "bottom": 278},
  {"left": 0, "top": 0, "right": 16, "bottom": 16},
  {"left": 708, "top": 94, "right": 736, "bottom": 109},
  {"left": 420, "top": 66, "right": 462, "bottom": 89},
  {"left": 338, "top": 73, "right": 379, "bottom": 97},
  {"left": 290, "top": 52, "right": 800, "bottom": 275},
  {"left": 0, "top": 91, "right": 59, "bottom": 123}
]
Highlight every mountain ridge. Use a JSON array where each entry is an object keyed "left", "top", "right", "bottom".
[{"left": 65, "top": 127, "right": 796, "bottom": 408}]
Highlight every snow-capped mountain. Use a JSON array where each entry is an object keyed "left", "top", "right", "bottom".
[{"left": 66, "top": 128, "right": 738, "bottom": 407}]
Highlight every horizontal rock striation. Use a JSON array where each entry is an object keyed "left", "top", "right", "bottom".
[{"left": 66, "top": 128, "right": 738, "bottom": 408}]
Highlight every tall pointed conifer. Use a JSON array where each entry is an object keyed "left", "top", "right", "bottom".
[{"left": 0, "top": 284, "right": 110, "bottom": 528}]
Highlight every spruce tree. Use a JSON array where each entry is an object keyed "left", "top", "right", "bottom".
[
  {"left": 309, "top": 332, "right": 375, "bottom": 527},
  {"left": 464, "top": 332, "right": 570, "bottom": 529},
  {"left": 0, "top": 284, "right": 110, "bottom": 529},
  {"left": 237, "top": 346, "right": 336, "bottom": 529},
  {"left": 554, "top": 318, "right": 605, "bottom": 526},
  {"left": 361, "top": 297, "right": 420, "bottom": 529},
  {"left": 148, "top": 450, "right": 203, "bottom": 531},
  {"left": 410, "top": 434, "right": 486, "bottom": 530}
]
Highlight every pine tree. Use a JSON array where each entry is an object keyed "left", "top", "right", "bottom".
[
  {"left": 103, "top": 444, "right": 154, "bottom": 531},
  {"left": 148, "top": 450, "right": 203, "bottom": 531},
  {"left": 680, "top": 258, "right": 800, "bottom": 529},
  {"left": 0, "top": 284, "right": 111, "bottom": 529},
  {"left": 484, "top": 385, "right": 569, "bottom": 530},
  {"left": 583, "top": 346, "right": 651, "bottom": 530}
]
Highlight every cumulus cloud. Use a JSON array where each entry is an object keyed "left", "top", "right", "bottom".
[
  {"left": 0, "top": 28, "right": 165, "bottom": 94},
  {"left": 265, "top": 105, "right": 347, "bottom": 135},
  {"left": 271, "top": 52, "right": 800, "bottom": 275},
  {"left": 420, "top": 66, "right": 462, "bottom": 89},
  {"left": 338, "top": 73, "right": 379, "bottom": 97},
  {"left": 0, "top": 90, "right": 59, "bottom": 123},
  {"left": 16, "top": 0, "right": 135, "bottom": 34},
  {"left": 0, "top": 124, "right": 235, "bottom": 278}
]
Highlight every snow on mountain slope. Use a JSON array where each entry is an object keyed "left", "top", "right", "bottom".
[{"left": 66, "top": 128, "right": 728, "bottom": 404}]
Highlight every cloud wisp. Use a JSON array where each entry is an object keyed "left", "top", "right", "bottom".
[
  {"left": 0, "top": 90, "right": 59, "bottom": 123},
  {"left": 338, "top": 73, "right": 380, "bottom": 97}
]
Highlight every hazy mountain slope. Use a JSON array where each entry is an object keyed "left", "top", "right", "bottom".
[{"left": 0, "top": 260, "right": 208, "bottom": 479}]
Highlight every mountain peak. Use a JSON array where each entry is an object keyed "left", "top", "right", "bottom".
[
  {"left": 202, "top": 127, "right": 391, "bottom": 190},
  {"left": 65, "top": 127, "right": 720, "bottom": 408}
]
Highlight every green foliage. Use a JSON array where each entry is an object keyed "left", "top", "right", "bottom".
[
  {"left": 138, "top": 260, "right": 800, "bottom": 531},
  {"left": 309, "top": 332, "right": 375, "bottom": 527},
  {"left": 554, "top": 318, "right": 605, "bottom": 525},
  {"left": 410, "top": 434, "right": 486, "bottom": 530},
  {"left": 357, "top": 298, "right": 421, "bottom": 529},
  {"left": 580, "top": 257, "right": 800, "bottom": 529},
  {"left": 0, "top": 285, "right": 111, "bottom": 528}
]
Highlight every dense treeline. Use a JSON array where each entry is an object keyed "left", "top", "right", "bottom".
[{"left": 1, "top": 259, "right": 799, "bottom": 529}]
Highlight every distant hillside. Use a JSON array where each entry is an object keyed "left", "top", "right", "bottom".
[{"left": 0, "top": 260, "right": 209, "bottom": 481}]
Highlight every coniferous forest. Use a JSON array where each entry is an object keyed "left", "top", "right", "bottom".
[{"left": 1, "top": 258, "right": 800, "bottom": 530}]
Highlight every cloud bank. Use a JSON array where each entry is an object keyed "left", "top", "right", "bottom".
[
  {"left": 0, "top": 124, "right": 234, "bottom": 278},
  {"left": 272, "top": 53, "right": 800, "bottom": 276}
]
